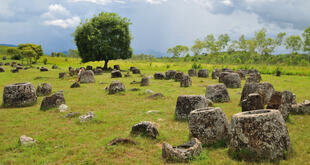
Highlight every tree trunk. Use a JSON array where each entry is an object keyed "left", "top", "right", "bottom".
[{"left": 103, "top": 59, "right": 109, "bottom": 70}]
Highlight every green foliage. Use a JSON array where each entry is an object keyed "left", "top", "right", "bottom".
[
  {"left": 74, "top": 12, "right": 132, "bottom": 69},
  {"left": 167, "top": 45, "right": 189, "bottom": 58},
  {"left": 7, "top": 47, "right": 22, "bottom": 60},
  {"left": 67, "top": 49, "right": 80, "bottom": 58},
  {"left": 43, "top": 58, "right": 48, "bottom": 65},
  {"left": 18, "top": 43, "right": 44, "bottom": 62},
  {"left": 285, "top": 35, "right": 303, "bottom": 55},
  {"left": 302, "top": 26, "right": 310, "bottom": 54}
]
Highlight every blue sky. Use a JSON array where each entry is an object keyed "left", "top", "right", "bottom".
[{"left": 0, "top": 0, "right": 309, "bottom": 55}]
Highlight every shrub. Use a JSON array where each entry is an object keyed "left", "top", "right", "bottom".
[{"left": 43, "top": 58, "right": 48, "bottom": 65}]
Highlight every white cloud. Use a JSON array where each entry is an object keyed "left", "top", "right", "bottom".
[
  {"left": 41, "top": 4, "right": 81, "bottom": 29},
  {"left": 41, "top": 4, "right": 70, "bottom": 19},
  {"left": 43, "top": 16, "right": 81, "bottom": 28},
  {"left": 146, "top": 0, "right": 167, "bottom": 4},
  {"left": 68, "top": 0, "right": 125, "bottom": 5}
]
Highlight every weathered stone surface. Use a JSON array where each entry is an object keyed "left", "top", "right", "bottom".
[
  {"left": 212, "top": 69, "right": 221, "bottom": 79},
  {"left": 240, "top": 82, "right": 274, "bottom": 105},
  {"left": 222, "top": 68, "right": 234, "bottom": 73},
  {"left": 141, "top": 77, "right": 150, "bottom": 86},
  {"left": 175, "top": 95, "right": 208, "bottom": 120},
  {"left": 40, "top": 91, "right": 65, "bottom": 110},
  {"left": 69, "top": 69, "right": 75, "bottom": 76},
  {"left": 111, "top": 70, "right": 122, "bottom": 78},
  {"left": 174, "top": 72, "right": 184, "bottom": 82},
  {"left": 108, "top": 138, "right": 137, "bottom": 146},
  {"left": 205, "top": 84, "right": 230, "bottom": 103},
  {"left": 68, "top": 66, "right": 73, "bottom": 72},
  {"left": 229, "top": 110, "right": 291, "bottom": 161},
  {"left": 162, "top": 138, "right": 202, "bottom": 163},
  {"left": 79, "top": 112, "right": 95, "bottom": 123},
  {"left": 80, "top": 70, "right": 95, "bottom": 83},
  {"left": 36, "top": 83, "right": 52, "bottom": 96},
  {"left": 278, "top": 91, "right": 295, "bottom": 121},
  {"left": 132, "top": 68, "right": 141, "bottom": 74},
  {"left": 0, "top": 62, "right": 2, "bottom": 66},
  {"left": 188, "top": 107, "right": 230, "bottom": 145},
  {"left": 180, "top": 75, "right": 192, "bottom": 87},
  {"left": 64, "top": 112, "right": 80, "bottom": 118},
  {"left": 40, "top": 67, "right": 48, "bottom": 72},
  {"left": 145, "top": 89, "right": 155, "bottom": 94},
  {"left": 3, "top": 56, "right": 7, "bottom": 60},
  {"left": 223, "top": 73, "right": 241, "bottom": 88},
  {"left": 11, "top": 69, "right": 18, "bottom": 73},
  {"left": 131, "top": 121, "right": 159, "bottom": 138},
  {"left": 267, "top": 91, "right": 282, "bottom": 109},
  {"left": 219, "top": 72, "right": 231, "bottom": 83},
  {"left": 130, "top": 67, "right": 137, "bottom": 71},
  {"left": 52, "top": 65, "right": 58, "bottom": 69},
  {"left": 70, "top": 82, "right": 80, "bottom": 88},
  {"left": 291, "top": 100, "right": 310, "bottom": 115},
  {"left": 246, "top": 72, "right": 261, "bottom": 83},
  {"left": 58, "top": 104, "right": 69, "bottom": 112},
  {"left": 11, "top": 62, "right": 16, "bottom": 67},
  {"left": 237, "top": 70, "right": 246, "bottom": 80},
  {"left": 241, "top": 93, "right": 264, "bottom": 112},
  {"left": 94, "top": 68, "right": 103, "bottom": 75},
  {"left": 154, "top": 72, "right": 165, "bottom": 80},
  {"left": 59, "top": 72, "right": 66, "bottom": 79},
  {"left": 5, "top": 62, "right": 10, "bottom": 66},
  {"left": 108, "top": 81, "right": 125, "bottom": 94},
  {"left": 0, "top": 67, "right": 4, "bottom": 72},
  {"left": 188, "top": 69, "right": 196, "bottom": 77},
  {"left": 276, "top": 70, "right": 281, "bottom": 76},
  {"left": 16, "top": 66, "right": 23, "bottom": 70},
  {"left": 114, "top": 65, "right": 120, "bottom": 70},
  {"left": 198, "top": 69, "right": 209, "bottom": 78},
  {"left": 165, "top": 70, "right": 177, "bottom": 80},
  {"left": 20, "top": 135, "right": 36, "bottom": 146},
  {"left": 3, "top": 82, "right": 37, "bottom": 107}
]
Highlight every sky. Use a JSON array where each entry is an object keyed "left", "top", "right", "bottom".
[{"left": 0, "top": 0, "right": 309, "bottom": 55}]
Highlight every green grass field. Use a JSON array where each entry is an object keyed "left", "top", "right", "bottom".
[{"left": 0, "top": 55, "right": 310, "bottom": 164}]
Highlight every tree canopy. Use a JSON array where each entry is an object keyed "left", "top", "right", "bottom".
[
  {"left": 74, "top": 12, "right": 132, "bottom": 69},
  {"left": 167, "top": 45, "right": 189, "bottom": 58}
]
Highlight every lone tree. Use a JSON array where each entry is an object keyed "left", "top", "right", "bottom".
[
  {"left": 74, "top": 12, "right": 133, "bottom": 69},
  {"left": 167, "top": 45, "right": 189, "bottom": 58}
]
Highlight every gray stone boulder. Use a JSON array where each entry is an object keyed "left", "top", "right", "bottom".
[
  {"left": 276, "top": 70, "right": 281, "bottom": 76},
  {"left": 3, "top": 56, "right": 7, "bottom": 60},
  {"left": 64, "top": 112, "right": 80, "bottom": 118},
  {"left": 52, "top": 65, "right": 58, "bottom": 69},
  {"left": 94, "top": 68, "right": 103, "bottom": 75},
  {"left": 219, "top": 72, "right": 231, "bottom": 83},
  {"left": 278, "top": 90, "right": 295, "bottom": 121},
  {"left": 79, "top": 112, "right": 95, "bottom": 123},
  {"left": 240, "top": 82, "right": 274, "bottom": 105},
  {"left": 222, "top": 73, "right": 241, "bottom": 88},
  {"left": 0, "top": 67, "right": 4, "bottom": 72},
  {"left": 70, "top": 82, "right": 80, "bottom": 88},
  {"left": 154, "top": 72, "right": 165, "bottom": 80},
  {"left": 111, "top": 70, "right": 122, "bottom": 78},
  {"left": 188, "top": 107, "right": 230, "bottom": 145},
  {"left": 241, "top": 93, "right": 264, "bottom": 112},
  {"left": 36, "top": 83, "right": 52, "bottom": 96},
  {"left": 40, "top": 67, "right": 48, "bottom": 72},
  {"left": 212, "top": 69, "right": 221, "bottom": 79},
  {"left": 5, "top": 62, "right": 10, "bottom": 66},
  {"left": 69, "top": 69, "right": 75, "bottom": 76},
  {"left": 132, "top": 68, "right": 141, "bottom": 74},
  {"left": 188, "top": 69, "right": 196, "bottom": 77},
  {"left": 205, "top": 84, "right": 230, "bottom": 103},
  {"left": 267, "top": 91, "right": 282, "bottom": 109},
  {"left": 291, "top": 100, "right": 310, "bottom": 114},
  {"left": 198, "top": 69, "right": 209, "bottom": 78},
  {"left": 40, "top": 91, "right": 65, "bottom": 111},
  {"left": 114, "top": 65, "right": 120, "bottom": 70},
  {"left": 229, "top": 109, "right": 291, "bottom": 161},
  {"left": 165, "top": 70, "right": 177, "bottom": 80},
  {"left": 222, "top": 68, "right": 234, "bottom": 72},
  {"left": 19, "top": 135, "right": 36, "bottom": 146},
  {"left": 0, "top": 62, "right": 2, "bottom": 66},
  {"left": 180, "top": 75, "right": 192, "bottom": 87},
  {"left": 162, "top": 138, "right": 202, "bottom": 163},
  {"left": 80, "top": 70, "right": 95, "bottom": 83},
  {"left": 3, "top": 82, "right": 37, "bottom": 107},
  {"left": 130, "top": 121, "right": 159, "bottom": 139},
  {"left": 11, "top": 69, "right": 18, "bottom": 73},
  {"left": 174, "top": 72, "right": 184, "bottom": 82},
  {"left": 246, "top": 72, "right": 261, "bottom": 83},
  {"left": 141, "top": 77, "right": 150, "bottom": 86},
  {"left": 59, "top": 72, "right": 66, "bottom": 79},
  {"left": 175, "top": 95, "right": 208, "bottom": 120},
  {"left": 108, "top": 81, "right": 125, "bottom": 94}
]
